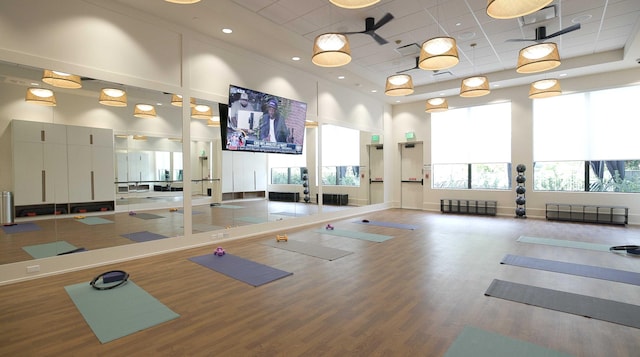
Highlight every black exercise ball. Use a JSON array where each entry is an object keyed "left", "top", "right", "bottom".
[
  {"left": 515, "top": 207, "right": 526, "bottom": 216},
  {"left": 303, "top": 182, "right": 308, "bottom": 187},
  {"left": 515, "top": 196, "right": 526, "bottom": 205},
  {"left": 516, "top": 186, "right": 526, "bottom": 194},
  {"left": 303, "top": 189, "right": 309, "bottom": 195},
  {"left": 516, "top": 164, "right": 526, "bottom": 173},
  {"left": 304, "top": 196, "right": 310, "bottom": 203},
  {"left": 516, "top": 174, "right": 526, "bottom": 183},
  {"left": 302, "top": 174, "right": 308, "bottom": 181}
]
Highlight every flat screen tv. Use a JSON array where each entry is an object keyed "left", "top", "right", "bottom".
[{"left": 220, "top": 84, "right": 307, "bottom": 155}]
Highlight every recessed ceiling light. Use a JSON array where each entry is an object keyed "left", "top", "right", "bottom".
[
  {"left": 455, "top": 22, "right": 462, "bottom": 26},
  {"left": 572, "top": 14, "right": 592, "bottom": 24},
  {"left": 291, "top": 56, "right": 301, "bottom": 61},
  {"left": 222, "top": 28, "right": 232, "bottom": 34},
  {"left": 458, "top": 31, "right": 476, "bottom": 40},
  {"left": 559, "top": 73, "right": 567, "bottom": 77},
  {"left": 494, "top": 84, "right": 500, "bottom": 87},
  {"left": 395, "top": 100, "right": 401, "bottom": 103},
  {"left": 338, "top": 75, "right": 345, "bottom": 79},
  {"left": 371, "top": 89, "right": 377, "bottom": 93}
]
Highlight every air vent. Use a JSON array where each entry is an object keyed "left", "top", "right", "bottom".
[
  {"left": 394, "top": 43, "right": 420, "bottom": 57},
  {"left": 519, "top": 5, "right": 557, "bottom": 26}
]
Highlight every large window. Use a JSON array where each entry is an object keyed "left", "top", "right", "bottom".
[
  {"left": 320, "top": 125, "right": 360, "bottom": 186},
  {"left": 533, "top": 85, "right": 640, "bottom": 192},
  {"left": 431, "top": 102, "right": 511, "bottom": 189}
]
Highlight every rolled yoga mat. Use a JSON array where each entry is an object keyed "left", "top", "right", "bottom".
[
  {"left": 261, "top": 239, "right": 353, "bottom": 261},
  {"left": 189, "top": 253, "right": 293, "bottom": 287},
  {"left": 65, "top": 280, "right": 179, "bottom": 343},
  {"left": 444, "top": 326, "right": 571, "bottom": 357},
  {"left": 501, "top": 254, "right": 640, "bottom": 286},
  {"left": 484, "top": 279, "right": 640, "bottom": 330}
]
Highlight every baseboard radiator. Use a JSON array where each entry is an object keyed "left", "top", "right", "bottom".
[{"left": 440, "top": 199, "right": 497, "bottom": 216}]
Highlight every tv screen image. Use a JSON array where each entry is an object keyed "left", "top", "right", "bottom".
[{"left": 221, "top": 84, "right": 307, "bottom": 155}]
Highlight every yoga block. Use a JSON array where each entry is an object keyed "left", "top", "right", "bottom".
[{"left": 103, "top": 271, "right": 127, "bottom": 283}]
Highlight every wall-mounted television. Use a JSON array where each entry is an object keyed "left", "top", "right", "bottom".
[{"left": 220, "top": 84, "right": 307, "bottom": 155}]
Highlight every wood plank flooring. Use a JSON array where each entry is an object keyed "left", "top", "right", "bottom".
[{"left": 1, "top": 209, "right": 639, "bottom": 356}]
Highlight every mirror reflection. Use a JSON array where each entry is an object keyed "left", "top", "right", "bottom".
[{"left": 0, "top": 59, "right": 384, "bottom": 267}]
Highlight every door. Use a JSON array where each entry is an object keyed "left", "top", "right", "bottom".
[
  {"left": 368, "top": 145, "right": 384, "bottom": 204},
  {"left": 400, "top": 142, "right": 423, "bottom": 209}
]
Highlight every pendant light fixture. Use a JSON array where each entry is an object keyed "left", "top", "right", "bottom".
[
  {"left": 207, "top": 117, "right": 220, "bottom": 127},
  {"left": 329, "top": 0, "right": 380, "bottom": 9},
  {"left": 517, "top": 42, "right": 560, "bottom": 73},
  {"left": 171, "top": 94, "right": 196, "bottom": 107},
  {"left": 529, "top": 79, "right": 561, "bottom": 98},
  {"left": 486, "top": 0, "right": 553, "bottom": 20},
  {"left": 419, "top": 0, "right": 459, "bottom": 71},
  {"left": 191, "top": 104, "right": 213, "bottom": 119},
  {"left": 460, "top": 43, "right": 490, "bottom": 97},
  {"left": 133, "top": 135, "right": 148, "bottom": 141},
  {"left": 425, "top": 97, "right": 448, "bottom": 112},
  {"left": 99, "top": 88, "right": 127, "bottom": 107},
  {"left": 25, "top": 88, "right": 57, "bottom": 106},
  {"left": 385, "top": 74, "right": 414, "bottom": 96},
  {"left": 312, "top": 33, "right": 351, "bottom": 67},
  {"left": 42, "top": 70, "right": 82, "bottom": 89},
  {"left": 133, "top": 104, "right": 157, "bottom": 118}
]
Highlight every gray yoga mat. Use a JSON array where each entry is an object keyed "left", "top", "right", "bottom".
[
  {"left": 189, "top": 253, "right": 293, "bottom": 287},
  {"left": 484, "top": 279, "right": 640, "bottom": 329},
  {"left": 1, "top": 222, "right": 41, "bottom": 234},
  {"left": 76, "top": 217, "right": 114, "bottom": 225},
  {"left": 22, "top": 241, "right": 78, "bottom": 259},
  {"left": 501, "top": 254, "right": 640, "bottom": 286},
  {"left": 65, "top": 280, "right": 179, "bottom": 343},
  {"left": 313, "top": 228, "right": 393, "bottom": 243},
  {"left": 444, "top": 326, "right": 572, "bottom": 357},
  {"left": 131, "top": 212, "right": 165, "bottom": 220},
  {"left": 236, "top": 216, "right": 269, "bottom": 224},
  {"left": 261, "top": 239, "right": 353, "bottom": 261},
  {"left": 122, "top": 231, "right": 169, "bottom": 242},
  {"left": 191, "top": 223, "right": 225, "bottom": 232},
  {"left": 517, "top": 236, "right": 612, "bottom": 252},
  {"left": 354, "top": 220, "right": 417, "bottom": 230}
]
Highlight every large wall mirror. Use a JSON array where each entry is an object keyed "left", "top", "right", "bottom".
[{"left": 0, "top": 59, "right": 385, "bottom": 268}]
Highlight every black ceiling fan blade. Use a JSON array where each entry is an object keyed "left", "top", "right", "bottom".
[
  {"left": 543, "top": 23, "right": 581, "bottom": 39},
  {"left": 371, "top": 13, "right": 394, "bottom": 31},
  {"left": 371, "top": 33, "right": 388, "bottom": 45}
]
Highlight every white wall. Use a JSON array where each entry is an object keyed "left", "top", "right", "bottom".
[{"left": 389, "top": 67, "right": 640, "bottom": 224}]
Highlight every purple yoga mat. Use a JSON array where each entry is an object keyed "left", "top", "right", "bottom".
[
  {"left": 1, "top": 222, "right": 41, "bottom": 234},
  {"left": 189, "top": 253, "right": 292, "bottom": 287},
  {"left": 122, "top": 231, "right": 169, "bottom": 242}
]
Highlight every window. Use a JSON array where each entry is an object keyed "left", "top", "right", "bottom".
[
  {"left": 269, "top": 131, "right": 307, "bottom": 184},
  {"left": 533, "top": 85, "right": 640, "bottom": 192},
  {"left": 431, "top": 102, "right": 511, "bottom": 189},
  {"left": 321, "top": 124, "right": 360, "bottom": 186}
]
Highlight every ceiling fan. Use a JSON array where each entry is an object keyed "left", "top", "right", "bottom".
[
  {"left": 342, "top": 13, "right": 394, "bottom": 45},
  {"left": 507, "top": 23, "right": 581, "bottom": 42}
]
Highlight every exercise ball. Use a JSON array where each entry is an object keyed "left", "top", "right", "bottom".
[
  {"left": 515, "top": 207, "right": 526, "bottom": 216},
  {"left": 515, "top": 196, "right": 526, "bottom": 205},
  {"left": 516, "top": 175, "right": 526, "bottom": 183},
  {"left": 516, "top": 186, "right": 526, "bottom": 194},
  {"left": 516, "top": 164, "right": 526, "bottom": 173},
  {"left": 303, "top": 189, "right": 309, "bottom": 195}
]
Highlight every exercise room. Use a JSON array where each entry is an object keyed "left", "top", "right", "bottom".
[{"left": 1, "top": 0, "right": 640, "bottom": 356}]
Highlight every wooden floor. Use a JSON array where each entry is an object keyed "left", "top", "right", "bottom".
[{"left": 1, "top": 209, "right": 639, "bottom": 356}]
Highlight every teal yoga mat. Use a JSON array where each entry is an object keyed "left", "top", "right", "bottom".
[
  {"left": 65, "top": 280, "right": 179, "bottom": 343},
  {"left": 444, "top": 326, "right": 572, "bottom": 357},
  {"left": 236, "top": 216, "right": 269, "bottom": 224},
  {"left": 261, "top": 239, "right": 353, "bottom": 261},
  {"left": 313, "top": 228, "right": 393, "bottom": 242},
  {"left": 76, "top": 217, "right": 114, "bottom": 225},
  {"left": 22, "top": 241, "right": 78, "bottom": 259},
  {"left": 517, "top": 236, "right": 612, "bottom": 252}
]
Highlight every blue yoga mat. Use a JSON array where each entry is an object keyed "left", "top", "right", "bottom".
[
  {"left": 131, "top": 213, "right": 165, "bottom": 220},
  {"left": 122, "top": 231, "right": 169, "bottom": 242},
  {"left": 501, "top": 254, "right": 640, "bottom": 286},
  {"left": 354, "top": 220, "right": 417, "bottom": 230},
  {"left": 22, "top": 241, "right": 78, "bottom": 259},
  {"left": 1, "top": 222, "right": 41, "bottom": 234},
  {"left": 65, "top": 280, "right": 179, "bottom": 343},
  {"left": 444, "top": 326, "right": 571, "bottom": 357},
  {"left": 313, "top": 228, "right": 393, "bottom": 243},
  {"left": 189, "top": 253, "right": 292, "bottom": 287},
  {"left": 76, "top": 217, "right": 113, "bottom": 225}
]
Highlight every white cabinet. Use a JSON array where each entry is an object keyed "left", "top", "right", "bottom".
[
  {"left": 11, "top": 120, "right": 69, "bottom": 206},
  {"left": 66, "top": 125, "right": 115, "bottom": 203}
]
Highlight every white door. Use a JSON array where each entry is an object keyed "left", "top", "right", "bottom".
[
  {"left": 400, "top": 142, "right": 423, "bottom": 209},
  {"left": 368, "top": 145, "right": 384, "bottom": 204}
]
